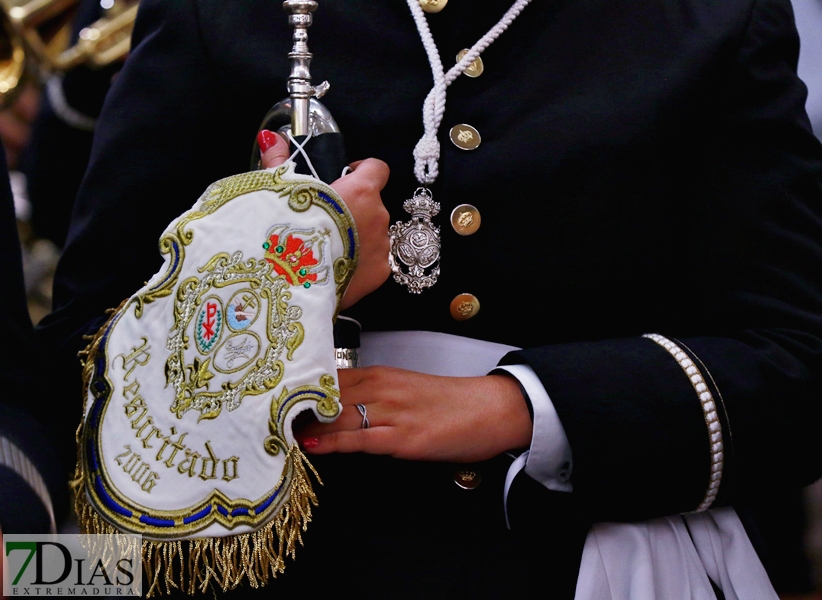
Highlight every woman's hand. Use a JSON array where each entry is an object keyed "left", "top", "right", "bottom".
[
  {"left": 258, "top": 130, "right": 390, "bottom": 309},
  {"left": 257, "top": 133, "right": 532, "bottom": 463},
  {"left": 294, "top": 367, "right": 534, "bottom": 463}
]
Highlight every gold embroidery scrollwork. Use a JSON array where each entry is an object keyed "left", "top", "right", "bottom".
[
  {"left": 286, "top": 322, "right": 304, "bottom": 361},
  {"left": 265, "top": 374, "right": 341, "bottom": 456},
  {"left": 316, "top": 374, "right": 341, "bottom": 418},
  {"left": 286, "top": 184, "right": 316, "bottom": 213},
  {"left": 334, "top": 256, "right": 355, "bottom": 286},
  {"left": 133, "top": 236, "right": 185, "bottom": 319}
]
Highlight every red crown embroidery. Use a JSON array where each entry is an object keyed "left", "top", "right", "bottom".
[{"left": 263, "top": 233, "right": 319, "bottom": 288}]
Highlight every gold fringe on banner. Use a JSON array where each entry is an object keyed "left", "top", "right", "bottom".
[{"left": 73, "top": 445, "right": 320, "bottom": 597}]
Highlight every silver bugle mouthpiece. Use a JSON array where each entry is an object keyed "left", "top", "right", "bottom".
[{"left": 283, "top": 0, "right": 330, "bottom": 136}]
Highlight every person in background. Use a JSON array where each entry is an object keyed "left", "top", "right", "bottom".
[
  {"left": 764, "top": 3, "right": 822, "bottom": 598},
  {"left": 794, "top": 0, "right": 822, "bottom": 137},
  {"left": 0, "top": 84, "right": 39, "bottom": 173},
  {"left": 0, "top": 141, "right": 68, "bottom": 537},
  {"left": 17, "top": 0, "right": 125, "bottom": 249}
]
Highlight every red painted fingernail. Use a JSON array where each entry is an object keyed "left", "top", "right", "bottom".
[
  {"left": 257, "top": 129, "right": 278, "bottom": 153},
  {"left": 302, "top": 437, "right": 319, "bottom": 449}
]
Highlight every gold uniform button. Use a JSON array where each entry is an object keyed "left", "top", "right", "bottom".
[
  {"left": 456, "top": 49, "right": 484, "bottom": 78},
  {"left": 450, "top": 293, "right": 480, "bottom": 321},
  {"left": 450, "top": 204, "right": 481, "bottom": 235},
  {"left": 449, "top": 124, "right": 481, "bottom": 150},
  {"left": 454, "top": 469, "right": 482, "bottom": 490},
  {"left": 419, "top": 0, "right": 447, "bottom": 13}
]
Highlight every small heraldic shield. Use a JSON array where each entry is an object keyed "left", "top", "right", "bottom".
[{"left": 76, "top": 162, "right": 357, "bottom": 595}]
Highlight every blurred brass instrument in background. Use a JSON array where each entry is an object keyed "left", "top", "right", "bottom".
[{"left": 0, "top": 0, "right": 137, "bottom": 104}]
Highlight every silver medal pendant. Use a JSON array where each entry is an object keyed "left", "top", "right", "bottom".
[{"left": 389, "top": 187, "right": 441, "bottom": 293}]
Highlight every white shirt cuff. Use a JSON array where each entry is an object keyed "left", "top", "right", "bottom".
[{"left": 497, "top": 364, "right": 573, "bottom": 493}]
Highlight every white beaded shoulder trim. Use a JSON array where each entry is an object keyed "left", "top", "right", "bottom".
[{"left": 643, "top": 333, "right": 723, "bottom": 512}]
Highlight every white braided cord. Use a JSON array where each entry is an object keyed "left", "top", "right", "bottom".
[
  {"left": 406, "top": 0, "right": 533, "bottom": 185},
  {"left": 286, "top": 130, "right": 322, "bottom": 180}
]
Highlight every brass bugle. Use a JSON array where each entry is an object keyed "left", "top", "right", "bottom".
[{"left": 0, "top": 0, "right": 138, "bottom": 105}]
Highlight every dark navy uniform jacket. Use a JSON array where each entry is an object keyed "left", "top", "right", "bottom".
[
  {"left": 0, "top": 147, "right": 67, "bottom": 533},
  {"left": 38, "top": 0, "right": 822, "bottom": 596}
]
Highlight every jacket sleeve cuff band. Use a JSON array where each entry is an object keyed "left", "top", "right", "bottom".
[{"left": 643, "top": 333, "right": 723, "bottom": 512}]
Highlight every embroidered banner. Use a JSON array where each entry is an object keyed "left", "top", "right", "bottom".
[{"left": 75, "top": 162, "right": 357, "bottom": 593}]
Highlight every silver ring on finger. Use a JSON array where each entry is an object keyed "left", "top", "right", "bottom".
[{"left": 355, "top": 403, "right": 370, "bottom": 429}]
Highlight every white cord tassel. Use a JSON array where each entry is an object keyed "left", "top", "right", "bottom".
[
  {"left": 413, "top": 136, "right": 441, "bottom": 185},
  {"left": 406, "top": 0, "right": 447, "bottom": 184},
  {"left": 407, "top": 0, "right": 534, "bottom": 186}
]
